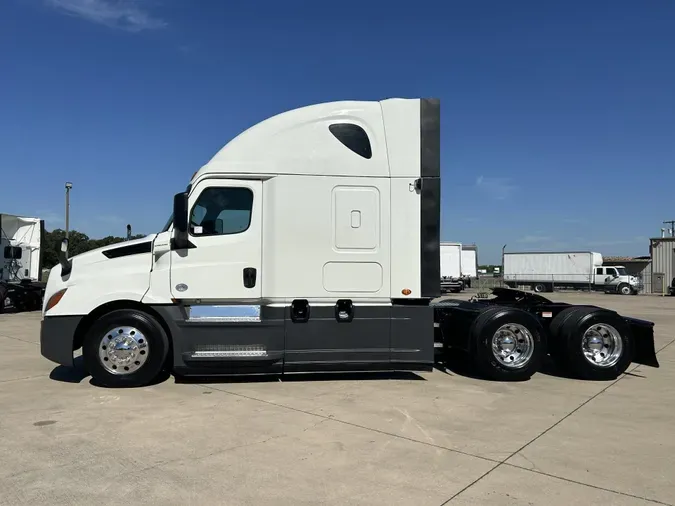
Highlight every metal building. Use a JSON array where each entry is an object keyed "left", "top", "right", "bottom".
[{"left": 649, "top": 237, "right": 675, "bottom": 293}]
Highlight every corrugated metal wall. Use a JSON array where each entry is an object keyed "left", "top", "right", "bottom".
[
  {"left": 641, "top": 261, "right": 652, "bottom": 294},
  {"left": 650, "top": 238, "right": 675, "bottom": 293}
]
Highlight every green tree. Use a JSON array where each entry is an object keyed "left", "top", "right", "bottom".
[{"left": 42, "top": 229, "right": 146, "bottom": 269}]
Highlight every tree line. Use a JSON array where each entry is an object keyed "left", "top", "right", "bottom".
[{"left": 43, "top": 228, "right": 146, "bottom": 269}]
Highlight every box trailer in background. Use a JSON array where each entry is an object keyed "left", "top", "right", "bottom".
[
  {"left": 503, "top": 251, "right": 640, "bottom": 295},
  {"left": 460, "top": 244, "right": 478, "bottom": 288},
  {"left": 0, "top": 214, "right": 46, "bottom": 312},
  {"left": 440, "top": 241, "right": 463, "bottom": 293}
]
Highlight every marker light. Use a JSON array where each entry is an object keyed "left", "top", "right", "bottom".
[{"left": 45, "top": 289, "right": 67, "bottom": 312}]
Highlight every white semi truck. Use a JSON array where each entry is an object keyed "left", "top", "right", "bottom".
[
  {"left": 0, "top": 214, "right": 45, "bottom": 312},
  {"left": 38, "top": 98, "right": 659, "bottom": 387},
  {"left": 440, "top": 241, "right": 463, "bottom": 293},
  {"left": 503, "top": 251, "right": 640, "bottom": 295}
]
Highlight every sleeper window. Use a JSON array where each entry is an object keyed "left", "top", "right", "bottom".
[
  {"left": 190, "top": 187, "right": 253, "bottom": 236},
  {"left": 329, "top": 123, "right": 372, "bottom": 159}
]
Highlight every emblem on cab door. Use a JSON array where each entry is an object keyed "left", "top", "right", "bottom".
[{"left": 175, "top": 283, "right": 188, "bottom": 292}]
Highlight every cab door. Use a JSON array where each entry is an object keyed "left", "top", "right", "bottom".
[
  {"left": 168, "top": 178, "right": 284, "bottom": 373},
  {"left": 170, "top": 178, "right": 262, "bottom": 301}
]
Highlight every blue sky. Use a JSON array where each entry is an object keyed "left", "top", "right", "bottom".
[{"left": 2, "top": 0, "right": 674, "bottom": 264}]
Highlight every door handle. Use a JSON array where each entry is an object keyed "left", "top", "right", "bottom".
[{"left": 243, "top": 267, "right": 257, "bottom": 288}]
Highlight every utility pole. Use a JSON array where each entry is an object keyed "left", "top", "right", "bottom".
[
  {"left": 663, "top": 220, "right": 675, "bottom": 237},
  {"left": 65, "top": 182, "right": 73, "bottom": 239}
]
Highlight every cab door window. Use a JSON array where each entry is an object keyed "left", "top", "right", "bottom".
[{"left": 190, "top": 187, "right": 253, "bottom": 236}]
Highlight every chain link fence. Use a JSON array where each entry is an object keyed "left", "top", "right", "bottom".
[{"left": 472, "top": 273, "right": 653, "bottom": 294}]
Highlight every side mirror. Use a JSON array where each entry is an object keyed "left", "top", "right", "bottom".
[
  {"left": 172, "top": 192, "right": 189, "bottom": 249},
  {"left": 59, "top": 238, "right": 72, "bottom": 276},
  {"left": 173, "top": 192, "right": 188, "bottom": 233}
]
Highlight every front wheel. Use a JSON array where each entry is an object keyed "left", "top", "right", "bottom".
[
  {"left": 617, "top": 283, "right": 632, "bottom": 296},
  {"left": 82, "top": 309, "right": 170, "bottom": 388}
]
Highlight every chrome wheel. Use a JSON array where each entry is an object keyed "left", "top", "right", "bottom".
[
  {"left": 491, "top": 323, "right": 535, "bottom": 369},
  {"left": 620, "top": 285, "right": 632, "bottom": 295},
  {"left": 98, "top": 326, "right": 149, "bottom": 375},
  {"left": 582, "top": 324, "right": 623, "bottom": 368}
]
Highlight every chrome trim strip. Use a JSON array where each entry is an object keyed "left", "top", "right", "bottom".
[{"left": 187, "top": 305, "right": 261, "bottom": 322}]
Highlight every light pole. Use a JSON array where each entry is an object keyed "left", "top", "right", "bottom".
[
  {"left": 65, "top": 182, "right": 73, "bottom": 239},
  {"left": 502, "top": 244, "right": 507, "bottom": 279}
]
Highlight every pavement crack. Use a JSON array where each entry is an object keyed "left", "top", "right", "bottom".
[
  {"left": 438, "top": 339, "right": 675, "bottom": 505},
  {"left": 503, "top": 463, "right": 673, "bottom": 506},
  {"left": 656, "top": 337, "right": 675, "bottom": 354},
  {"left": 0, "top": 374, "right": 45, "bottom": 384},
  {"left": 0, "top": 334, "right": 39, "bottom": 346},
  {"left": 196, "top": 383, "right": 500, "bottom": 465},
  {"left": 438, "top": 464, "right": 501, "bottom": 506},
  {"left": 100, "top": 431, "right": 294, "bottom": 492}
]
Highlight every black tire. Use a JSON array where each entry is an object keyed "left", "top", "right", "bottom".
[
  {"left": 0, "top": 286, "right": 7, "bottom": 314},
  {"left": 470, "top": 306, "right": 545, "bottom": 381},
  {"left": 533, "top": 283, "right": 546, "bottom": 293},
  {"left": 617, "top": 283, "right": 632, "bottom": 296},
  {"left": 547, "top": 306, "right": 592, "bottom": 369},
  {"left": 82, "top": 308, "right": 170, "bottom": 388},
  {"left": 549, "top": 306, "right": 633, "bottom": 380}
]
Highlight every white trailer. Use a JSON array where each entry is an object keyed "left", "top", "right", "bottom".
[
  {"left": 440, "top": 241, "right": 463, "bottom": 293},
  {"left": 37, "top": 98, "right": 659, "bottom": 387},
  {"left": 460, "top": 244, "right": 478, "bottom": 287},
  {"left": 503, "top": 251, "right": 640, "bottom": 295},
  {"left": 0, "top": 214, "right": 46, "bottom": 312}
]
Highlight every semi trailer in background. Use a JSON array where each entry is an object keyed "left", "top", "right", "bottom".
[
  {"left": 0, "top": 214, "right": 46, "bottom": 312},
  {"left": 460, "top": 244, "right": 478, "bottom": 288},
  {"left": 503, "top": 251, "right": 640, "bottom": 295},
  {"left": 440, "top": 241, "right": 463, "bottom": 293}
]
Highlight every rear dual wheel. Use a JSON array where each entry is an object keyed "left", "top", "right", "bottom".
[
  {"left": 471, "top": 307, "right": 545, "bottom": 381},
  {"left": 549, "top": 306, "right": 633, "bottom": 380}
]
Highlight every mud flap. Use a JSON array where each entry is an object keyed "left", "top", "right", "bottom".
[{"left": 627, "top": 318, "right": 659, "bottom": 368}]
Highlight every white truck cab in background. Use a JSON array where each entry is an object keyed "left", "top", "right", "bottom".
[
  {"left": 595, "top": 265, "right": 641, "bottom": 295},
  {"left": 0, "top": 214, "right": 45, "bottom": 312}
]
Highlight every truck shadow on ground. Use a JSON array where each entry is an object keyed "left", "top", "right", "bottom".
[
  {"left": 435, "top": 350, "right": 646, "bottom": 381},
  {"left": 48, "top": 355, "right": 645, "bottom": 386},
  {"left": 174, "top": 370, "right": 426, "bottom": 385},
  {"left": 48, "top": 357, "right": 426, "bottom": 387}
]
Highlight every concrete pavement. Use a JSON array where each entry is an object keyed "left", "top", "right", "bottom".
[{"left": 0, "top": 292, "right": 673, "bottom": 505}]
